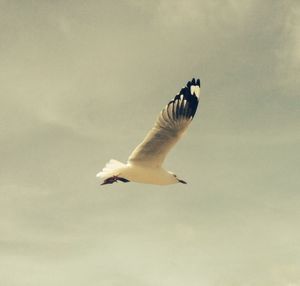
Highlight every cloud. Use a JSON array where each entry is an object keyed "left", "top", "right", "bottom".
[{"left": 1, "top": 1, "right": 300, "bottom": 285}]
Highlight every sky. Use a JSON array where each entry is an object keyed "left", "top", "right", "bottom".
[{"left": 0, "top": 0, "right": 300, "bottom": 285}]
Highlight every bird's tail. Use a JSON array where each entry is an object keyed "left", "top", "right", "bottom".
[{"left": 96, "top": 159, "right": 126, "bottom": 179}]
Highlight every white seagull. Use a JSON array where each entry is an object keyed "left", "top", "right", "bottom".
[{"left": 97, "top": 78, "right": 201, "bottom": 186}]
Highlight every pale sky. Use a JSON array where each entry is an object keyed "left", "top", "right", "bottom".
[{"left": 1, "top": 1, "right": 300, "bottom": 285}]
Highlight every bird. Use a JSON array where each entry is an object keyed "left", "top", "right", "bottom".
[{"left": 96, "top": 78, "right": 201, "bottom": 186}]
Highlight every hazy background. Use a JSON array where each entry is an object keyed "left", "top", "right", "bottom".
[{"left": 1, "top": 0, "right": 299, "bottom": 285}]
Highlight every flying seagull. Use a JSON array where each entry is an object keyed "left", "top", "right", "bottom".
[{"left": 96, "top": 78, "right": 201, "bottom": 186}]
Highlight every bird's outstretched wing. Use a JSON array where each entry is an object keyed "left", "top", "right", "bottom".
[{"left": 128, "top": 78, "right": 200, "bottom": 168}]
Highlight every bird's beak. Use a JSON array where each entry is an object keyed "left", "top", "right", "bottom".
[{"left": 178, "top": 179, "right": 187, "bottom": 184}]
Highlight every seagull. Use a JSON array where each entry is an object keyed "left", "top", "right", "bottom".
[{"left": 96, "top": 78, "right": 201, "bottom": 186}]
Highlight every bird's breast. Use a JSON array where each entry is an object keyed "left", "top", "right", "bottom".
[{"left": 120, "top": 164, "right": 177, "bottom": 185}]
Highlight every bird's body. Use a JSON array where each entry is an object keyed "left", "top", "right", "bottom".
[
  {"left": 96, "top": 78, "right": 201, "bottom": 186},
  {"left": 104, "top": 162, "right": 178, "bottom": 185}
]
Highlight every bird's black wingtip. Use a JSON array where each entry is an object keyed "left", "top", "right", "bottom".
[
  {"left": 169, "top": 78, "right": 200, "bottom": 119},
  {"left": 187, "top": 78, "right": 201, "bottom": 88}
]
